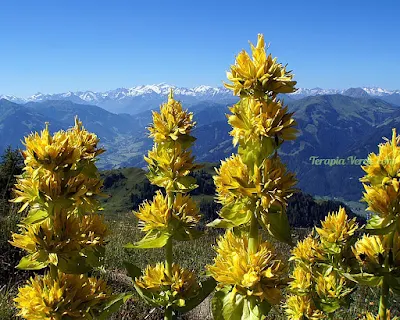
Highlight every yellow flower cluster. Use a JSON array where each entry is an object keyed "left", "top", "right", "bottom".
[
  {"left": 285, "top": 295, "right": 325, "bottom": 320},
  {"left": 224, "top": 34, "right": 296, "bottom": 98},
  {"left": 286, "top": 208, "right": 358, "bottom": 317},
  {"left": 148, "top": 90, "right": 195, "bottom": 143},
  {"left": 352, "top": 233, "right": 400, "bottom": 273},
  {"left": 13, "top": 118, "right": 104, "bottom": 214},
  {"left": 207, "top": 231, "right": 287, "bottom": 305},
  {"left": 135, "top": 190, "right": 200, "bottom": 234},
  {"left": 135, "top": 262, "right": 199, "bottom": 301},
  {"left": 314, "top": 272, "right": 349, "bottom": 301},
  {"left": 361, "top": 129, "right": 400, "bottom": 218},
  {"left": 14, "top": 271, "right": 112, "bottom": 320},
  {"left": 214, "top": 154, "right": 296, "bottom": 219},
  {"left": 145, "top": 143, "right": 198, "bottom": 192},
  {"left": 10, "top": 119, "right": 120, "bottom": 319},
  {"left": 10, "top": 210, "right": 108, "bottom": 269},
  {"left": 290, "top": 236, "right": 324, "bottom": 265},
  {"left": 227, "top": 97, "right": 297, "bottom": 147},
  {"left": 125, "top": 91, "right": 207, "bottom": 316},
  {"left": 316, "top": 207, "right": 359, "bottom": 254},
  {"left": 144, "top": 90, "right": 199, "bottom": 194}
]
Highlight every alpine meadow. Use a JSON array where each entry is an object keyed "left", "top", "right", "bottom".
[
  {"left": 1, "top": 0, "right": 400, "bottom": 317},
  {"left": 1, "top": 31, "right": 399, "bottom": 320}
]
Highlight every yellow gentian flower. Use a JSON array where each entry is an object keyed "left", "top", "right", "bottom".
[
  {"left": 207, "top": 231, "right": 287, "bottom": 305},
  {"left": 224, "top": 34, "right": 296, "bottom": 97}
]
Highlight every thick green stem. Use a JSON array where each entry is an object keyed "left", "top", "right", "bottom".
[
  {"left": 165, "top": 192, "right": 174, "bottom": 278},
  {"left": 379, "top": 278, "right": 389, "bottom": 319},
  {"left": 248, "top": 211, "right": 259, "bottom": 256},
  {"left": 49, "top": 263, "right": 58, "bottom": 279},
  {"left": 165, "top": 237, "right": 173, "bottom": 278},
  {"left": 164, "top": 307, "right": 173, "bottom": 320}
]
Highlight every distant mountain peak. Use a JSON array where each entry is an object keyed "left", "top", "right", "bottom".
[
  {"left": 343, "top": 87, "right": 370, "bottom": 98},
  {"left": 1, "top": 84, "right": 400, "bottom": 114}
]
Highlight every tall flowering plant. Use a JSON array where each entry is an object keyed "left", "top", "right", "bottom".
[
  {"left": 9, "top": 118, "right": 127, "bottom": 319},
  {"left": 206, "top": 34, "right": 298, "bottom": 319},
  {"left": 350, "top": 129, "right": 400, "bottom": 319},
  {"left": 285, "top": 207, "right": 359, "bottom": 319},
  {"left": 124, "top": 90, "right": 216, "bottom": 320}
]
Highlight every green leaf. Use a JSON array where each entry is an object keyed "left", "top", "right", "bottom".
[
  {"left": 366, "top": 215, "right": 396, "bottom": 235},
  {"left": 316, "top": 299, "right": 341, "bottom": 314},
  {"left": 207, "top": 218, "right": 237, "bottom": 228},
  {"left": 17, "top": 255, "right": 48, "bottom": 270},
  {"left": 219, "top": 202, "right": 253, "bottom": 227},
  {"left": 207, "top": 202, "right": 253, "bottom": 229},
  {"left": 212, "top": 287, "right": 246, "bottom": 320},
  {"left": 84, "top": 246, "right": 105, "bottom": 268},
  {"left": 57, "top": 253, "right": 93, "bottom": 274},
  {"left": 175, "top": 277, "right": 217, "bottom": 313},
  {"left": 343, "top": 273, "right": 382, "bottom": 287},
  {"left": 173, "top": 228, "right": 203, "bottom": 241},
  {"left": 22, "top": 208, "right": 49, "bottom": 224},
  {"left": 132, "top": 283, "right": 165, "bottom": 307},
  {"left": 259, "top": 209, "right": 293, "bottom": 245},
  {"left": 173, "top": 176, "right": 198, "bottom": 193},
  {"left": 238, "top": 138, "right": 274, "bottom": 174},
  {"left": 96, "top": 293, "right": 133, "bottom": 320},
  {"left": 125, "top": 230, "right": 170, "bottom": 249},
  {"left": 123, "top": 261, "right": 142, "bottom": 279},
  {"left": 244, "top": 296, "right": 270, "bottom": 320}
]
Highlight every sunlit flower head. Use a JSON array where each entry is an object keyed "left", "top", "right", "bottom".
[
  {"left": 290, "top": 236, "right": 324, "bottom": 265},
  {"left": 145, "top": 143, "right": 198, "bottom": 193},
  {"left": 352, "top": 234, "right": 386, "bottom": 271},
  {"left": 315, "top": 271, "right": 351, "bottom": 303},
  {"left": 148, "top": 89, "right": 195, "bottom": 143},
  {"left": 10, "top": 210, "right": 108, "bottom": 269},
  {"left": 315, "top": 207, "right": 358, "bottom": 252},
  {"left": 214, "top": 154, "right": 296, "bottom": 216},
  {"left": 289, "top": 265, "right": 312, "bottom": 294},
  {"left": 135, "top": 190, "right": 200, "bottom": 234},
  {"left": 362, "top": 184, "right": 400, "bottom": 218},
  {"left": 135, "top": 262, "right": 200, "bottom": 306},
  {"left": 228, "top": 97, "right": 297, "bottom": 147},
  {"left": 224, "top": 34, "right": 296, "bottom": 97},
  {"left": 14, "top": 271, "right": 112, "bottom": 320},
  {"left": 22, "top": 117, "right": 104, "bottom": 171},
  {"left": 13, "top": 118, "right": 105, "bottom": 214},
  {"left": 285, "top": 295, "right": 326, "bottom": 320},
  {"left": 206, "top": 231, "right": 287, "bottom": 305},
  {"left": 361, "top": 129, "right": 400, "bottom": 190}
]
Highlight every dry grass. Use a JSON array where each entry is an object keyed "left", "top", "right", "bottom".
[{"left": 1, "top": 213, "right": 400, "bottom": 319}]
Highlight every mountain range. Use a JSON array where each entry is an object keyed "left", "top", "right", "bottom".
[
  {"left": 1, "top": 84, "right": 400, "bottom": 114},
  {"left": 0, "top": 85, "right": 399, "bottom": 202}
]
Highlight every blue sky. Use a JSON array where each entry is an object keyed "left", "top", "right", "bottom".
[{"left": 1, "top": 0, "right": 399, "bottom": 96}]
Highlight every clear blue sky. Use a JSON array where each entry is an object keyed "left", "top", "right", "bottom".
[{"left": 1, "top": 0, "right": 399, "bottom": 97}]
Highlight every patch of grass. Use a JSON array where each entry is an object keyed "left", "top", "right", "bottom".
[{"left": 0, "top": 284, "right": 17, "bottom": 320}]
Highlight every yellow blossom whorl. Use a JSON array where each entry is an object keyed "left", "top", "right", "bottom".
[
  {"left": 224, "top": 34, "right": 297, "bottom": 98},
  {"left": 206, "top": 231, "right": 287, "bottom": 305}
]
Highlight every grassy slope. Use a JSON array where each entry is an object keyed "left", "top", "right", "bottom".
[{"left": 99, "top": 163, "right": 218, "bottom": 216}]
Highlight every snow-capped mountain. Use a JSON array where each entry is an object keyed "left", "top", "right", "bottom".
[
  {"left": 1, "top": 84, "right": 400, "bottom": 114},
  {"left": 0, "top": 83, "right": 236, "bottom": 114}
]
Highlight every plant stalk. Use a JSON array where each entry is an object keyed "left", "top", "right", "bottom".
[
  {"left": 165, "top": 192, "right": 174, "bottom": 278},
  {"left": 49, "top": 263, "right": 58, "bottom": 279},
  {"left": 379, "top": 277, "right": 389, "bottom": 319},
  {"left": 164, "top": 307, "right": 173, "bottom": 320},
  {"left": 248, "top": 211, "right": 259, "bottom": 256}
]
